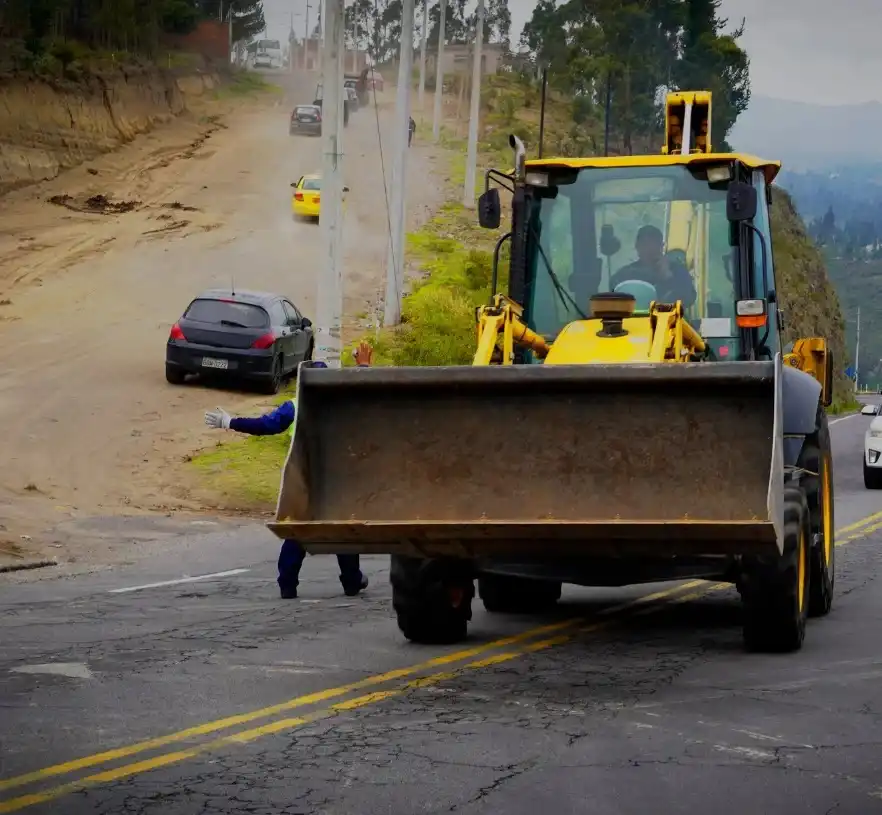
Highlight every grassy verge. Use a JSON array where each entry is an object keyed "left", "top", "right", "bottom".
[{"left": 213, "top": 70, "right": 281, "bottom": 99}]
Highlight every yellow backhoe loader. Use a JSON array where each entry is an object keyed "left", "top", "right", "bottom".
[{"left": 270, "top": 90, "right": 835, "bottom": 653}]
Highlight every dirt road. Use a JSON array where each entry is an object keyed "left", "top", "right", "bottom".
[{"left": 0, "top": 72, "right": 447, "bottom": 564}]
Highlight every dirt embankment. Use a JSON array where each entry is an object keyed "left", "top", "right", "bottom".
[{"left": 0, "top": 65, "right": 220, "bottom": 195}]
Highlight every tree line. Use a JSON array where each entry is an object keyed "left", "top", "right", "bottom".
[
  {"left": 332, "top": 0, "right": 749, "bottom": 153},
  {"left": 519, "top": 0, "right": 750, "bottom": 151},
  {"left": 0, "top": 0, "right": 265, "bottom": 57}
]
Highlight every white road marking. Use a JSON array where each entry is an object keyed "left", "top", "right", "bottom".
[
  {"left": 108, "top": 568, "right": 251, "bottom": 594},
  {"left": 830, "top": 413, "right": 860, "bottom": 425},
  {"left": 12, "top": 662, "right": 93, "bottom": 679}
]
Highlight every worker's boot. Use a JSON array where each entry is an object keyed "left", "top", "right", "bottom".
[{"left": 343, "top": 573, "right": 369, "bottom": 597}]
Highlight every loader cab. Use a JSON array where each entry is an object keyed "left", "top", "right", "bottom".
[{"left": 487, "top": 154, "right": 781, "bottom": 364}]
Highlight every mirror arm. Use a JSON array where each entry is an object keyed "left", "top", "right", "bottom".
[
  {"left": 491, "top": 232, "right": 512, "bottom": 298},
  {"left": 743, "top": 221, "right": 772, "bottom": 352}
]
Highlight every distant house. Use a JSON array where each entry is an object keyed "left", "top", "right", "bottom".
[{"left": 426, "top": 43, "right": 506, "bottom": 79}]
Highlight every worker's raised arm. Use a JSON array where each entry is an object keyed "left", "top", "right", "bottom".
[
  {"left": 205, "top": 400, "right": 295, "bottom": 436},
  {"left": 229, "top": 400, "right": 295, "bottom": 435}
]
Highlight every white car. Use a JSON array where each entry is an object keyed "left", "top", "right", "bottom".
[
  {"left": 864, "top": 415, "right": 882, "bottom": 488},
  {"left": 861, "top": 404, "right": 879, "bottom": 415}
]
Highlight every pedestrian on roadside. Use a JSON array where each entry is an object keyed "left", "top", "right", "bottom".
[
  {"left": 408, "top": 116, "right": 416, "bottom": 147},
  {"left": 203, "top": 342, "right": 374, "bottom": 599}
]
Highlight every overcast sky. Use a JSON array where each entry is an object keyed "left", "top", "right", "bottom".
[{"left": 261, "top": 0, "right": 882, "bottom": 105}]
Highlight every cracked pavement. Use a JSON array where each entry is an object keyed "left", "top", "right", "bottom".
[{"left": 2, "top": 413, "right": 882, "bottom": 814}]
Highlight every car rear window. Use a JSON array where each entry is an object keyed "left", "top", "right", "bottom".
[
  {"left": 296, "top": 106, "right": 318, "bottom": 115},
  {"left": 302, "top": 178, "right": 321, "bottom": 191},
  {"left": 184, "top": 299, "right": 269, "bottom": 328}
]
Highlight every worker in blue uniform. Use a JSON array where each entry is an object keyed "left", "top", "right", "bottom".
[{"left": 204, "top": 342, "right": 373, "bottom": 599}]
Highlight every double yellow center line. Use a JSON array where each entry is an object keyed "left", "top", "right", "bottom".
[{"left": 1, "top": 510, "right": 880, "bottom": 813}]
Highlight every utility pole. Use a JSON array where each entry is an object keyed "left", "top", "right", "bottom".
[
  {"left": 303, "top": 0, "right": 311, "bottom": 70},
  {"left": 315, "top": 0, "right": 345, "bottom": 367},
  {"left": 855, "top": 306, "right": 861, "bottom": 392},
  {"left": 462, "top": 0, "right": 484, "bottom": 208},
  {"left": 538, "top": 65, "right": 547, "bottom": 158},
  {"left": 418, "top": 0, "right": 428, "bottom": 110},
  {"left": 383, "top": 0, "right": 415, "bottom": 326},
  {"left": 431, "top": 0, "right": 446, "bottom": 141}
]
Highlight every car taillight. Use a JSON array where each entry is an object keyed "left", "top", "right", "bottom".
[
  {"left": 316, "top": 113, "right": 321, "bottom": 121},
  {"left": 169, "top": 323, "right": 186, "bottom": 341},
  {"left": 294, "top": 192, "right": 304, "bottom": 201},
  {"left": 251, "top": 333, "right": 275, "bottom": 349}
]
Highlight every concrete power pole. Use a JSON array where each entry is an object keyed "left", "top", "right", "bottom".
[
  {"left": 855, "top": 306, "right": 861, "bottom": 392},
  {"left": 383, "top": 0, "right": 415, "bottom": 327},
  {"left": 418, "top": 0, "right": 428, "bottom": 111},
  {"left": 315, "top": 0, "right": 346, "bottom": 367},
  {"left": 463, "top": 0, "right": 484, "bottom": 208},
  {"left": 432, "top": 0, "right": 446, "bottom": 141}
]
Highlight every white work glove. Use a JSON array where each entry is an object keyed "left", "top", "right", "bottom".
[{"left": 204, "top": 407, "right": 231, "bottom": 429}]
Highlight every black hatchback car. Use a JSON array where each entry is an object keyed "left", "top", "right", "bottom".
[
  {"left": 165, "top": 289, "right": 314, "bottom": 394},
  {"left": 290, "top": 104, "right": 322, "bottom": 136}
]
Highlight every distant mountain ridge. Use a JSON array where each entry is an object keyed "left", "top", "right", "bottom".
[{"left": 729, "top": 94, "right": 882, "bottom": 173}]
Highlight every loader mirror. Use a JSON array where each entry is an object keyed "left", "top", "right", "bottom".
[
  {"left": 726, "top": 181, "right": 758, "bottom": 222},
  {"left": 478, "top": 188, "right": 501, "bottom": 229}
]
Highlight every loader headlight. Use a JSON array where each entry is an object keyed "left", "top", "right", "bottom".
[
  {"left": 525, "top": 171, "right": 549, "bottom": 187},
  {"left": 706, "top": 165, "right": 733, "bottom": 184}
]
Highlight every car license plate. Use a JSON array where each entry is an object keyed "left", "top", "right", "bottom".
[{"left": 202, "top": 357, "right": 229, "bottom": 370}]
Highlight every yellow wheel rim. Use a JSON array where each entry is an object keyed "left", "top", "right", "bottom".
[
  {"left": 797, "top": 527, "right": 806, "bottom": 612},
  {"left": 821, "top": 454, "right": 833, "bottom": 565}
]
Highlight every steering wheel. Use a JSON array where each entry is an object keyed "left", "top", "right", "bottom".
[{"left": 613, "top": 279, "right": 657, "bottom": 311}]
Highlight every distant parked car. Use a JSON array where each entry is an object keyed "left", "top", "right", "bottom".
[
  {"left": 312, "top": 83, "right": 350, "bottom": 126},
  {"left": 861, "top": 404, "right": 879, "bottom": 415},
  {"left": 345, "top": 86, "right": 359, "bottom": 113},
  {"left": 290, "top": 104, "right": 322, "bottom": 136},
  {"left": 165, "top": 289, "right": 314, "bottom": 394},
  {"left": 865, "top": 415, "right": 882, "bottom": 488}
]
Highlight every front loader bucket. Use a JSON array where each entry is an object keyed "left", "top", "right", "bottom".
[{"left": 270, "top": 359, "right": 784, "bottom": 559}]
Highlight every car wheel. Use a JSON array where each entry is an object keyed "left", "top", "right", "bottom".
[
  {"left": 305, "top": 339, "right": 314, "bottom": 361},
  {"left": 165, "top": 364, "right": 186, "bottom": 385},
  {"left": 261, "top": 356, "right": 283, "bottom": 395},
  {"left": 864, "top": 461, "right": 882, "bottom": 489}
]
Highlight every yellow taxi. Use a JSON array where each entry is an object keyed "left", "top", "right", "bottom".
[{"left": 290, "top": 174, "right": 349, "bottom": 221}]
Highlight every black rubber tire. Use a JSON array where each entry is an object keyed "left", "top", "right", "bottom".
[
  {"left": 261, "top": 356, "right": 283, "bottom": 395},
  {"left": 165, "top": 364, "right": 186, "bottom": 385},
  {"left": 864, "top": 462, "right": 882, "bottom": 489},
  {"left": 478, "top": 574, "right": 562, "bottom": 613},
  {"left": 390, "top": 555, "right": 474, "bottom": 644},
  {"left": 305, "top": 339, "right": 314, "bottom": 361},
  {"left": 741, "top": 486, "right": 811, "bottom": 653},
  {"left": 799, "top": 411, "right": 835, "bottom": 617}
]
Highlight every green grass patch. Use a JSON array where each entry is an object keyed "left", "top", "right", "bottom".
[
  {"left": 214, "top": 70, "right": 280, "bottom": 99},
  {"left": 191, "top": 432, "right": 289, "bottom": 506}
]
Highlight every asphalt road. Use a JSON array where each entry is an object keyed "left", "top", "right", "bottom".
[{"left": 1, "top": 408, "right": 882, "bottom": 814}]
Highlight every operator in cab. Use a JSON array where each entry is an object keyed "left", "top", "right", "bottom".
[{"left": 609, "top": 224, "right": 697, "bottom": 308}]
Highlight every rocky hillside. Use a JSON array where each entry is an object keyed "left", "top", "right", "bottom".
[
  {"left": 0, "top": 65, "right": 220, "bottom": 195},
  {"left": 771, "top": 188, "right": 851, "bottom": 405}
]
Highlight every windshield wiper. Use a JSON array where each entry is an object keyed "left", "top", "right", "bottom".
[
  {"left": 219, "top": 319, "right": 247, "bottom": 328},
  {"left": 530, "top": 226, "right": 589, "bottom": 321}
]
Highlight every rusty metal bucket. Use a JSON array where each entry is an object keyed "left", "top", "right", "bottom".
[{"left": 268, "top": 359, "right": 784, "bottom": 559}]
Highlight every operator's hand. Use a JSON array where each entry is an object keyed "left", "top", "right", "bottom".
[
  {"left": 354, "top": 341, "right": 373, "bottom": 366},
  {"left": 204, "top": 407, "right": 231, "bottom": 429}
]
